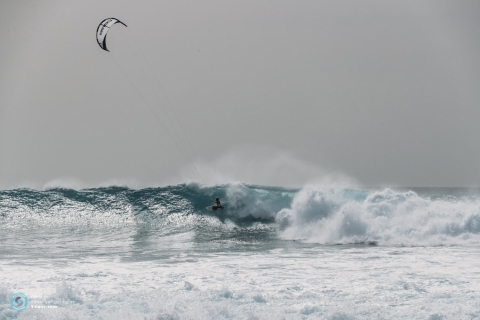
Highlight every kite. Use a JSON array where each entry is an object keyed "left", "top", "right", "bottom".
[{"left": 96, "top": 18, "right": 127, "bottom": 51}]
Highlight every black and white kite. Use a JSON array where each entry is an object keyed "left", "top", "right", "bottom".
[{"left": 96, "top": 18, "right": 127, "bottom": 51}]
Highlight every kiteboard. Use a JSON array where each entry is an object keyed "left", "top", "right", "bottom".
[{"left": 206, "top": 206, "right": 224, "bottom": 211}]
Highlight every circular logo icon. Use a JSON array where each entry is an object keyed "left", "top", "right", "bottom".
[{"left": 10, "top": 292, "right": 28, "bottom": 311}]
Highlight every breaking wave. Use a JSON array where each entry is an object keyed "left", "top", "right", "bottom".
[
  {"left": 277, "top": 186, "right": 480, "bottom": 246},
  {"left": 1, "top": 183, "right": 480, "bottom": 246}
]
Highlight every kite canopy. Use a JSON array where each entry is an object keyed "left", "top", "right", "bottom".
[{"left": 96, "top": 18, "right": 127, "bottom": 51}]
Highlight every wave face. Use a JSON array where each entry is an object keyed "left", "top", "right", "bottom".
[
  {"left": 2, "top": 184, "right": 480, "bottom": 246},
  {"left": 0, "top": 183, "right": 294, "bottom": 226}
]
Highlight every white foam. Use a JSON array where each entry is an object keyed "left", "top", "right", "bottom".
[
  {"left": 2, "top": 245, "right": 479, "bottom": 319},
  {"left": 276, "top": 186, "right": 480, "bottom": 246}
]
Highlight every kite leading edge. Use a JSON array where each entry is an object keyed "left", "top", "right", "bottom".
[{"left": 96, "top": 18, "right": 127, "bottom": 51}]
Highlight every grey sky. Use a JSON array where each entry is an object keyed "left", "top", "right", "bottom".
[{"left": 1, "top": 0, "right": 479, "bottom": 188}]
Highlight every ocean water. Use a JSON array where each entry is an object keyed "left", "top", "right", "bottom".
[{"left": 1, "top": 183, "right": 479, "bottom": 319}]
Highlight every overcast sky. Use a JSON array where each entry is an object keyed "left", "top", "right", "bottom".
[{"left": 1, "top": 0, "right": 479, "bottom": 188}]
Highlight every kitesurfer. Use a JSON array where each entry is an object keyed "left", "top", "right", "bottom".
[{"left": 214, "top": 198, "right": 224, "bottom": 210}]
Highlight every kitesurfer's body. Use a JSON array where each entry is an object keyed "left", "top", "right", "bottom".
[{"left": 214, "top": 198, "right": 224, "bottom": 210}]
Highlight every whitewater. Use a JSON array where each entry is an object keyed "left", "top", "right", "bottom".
[{"left": 1, "top": 183, "right": 479, "bottom": 319}]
